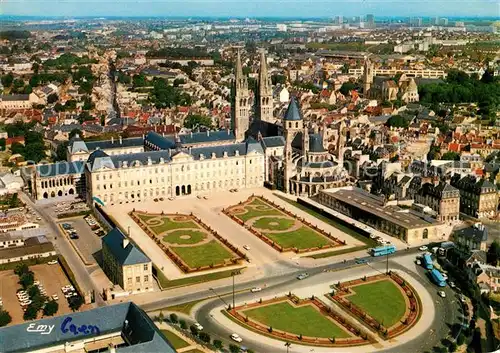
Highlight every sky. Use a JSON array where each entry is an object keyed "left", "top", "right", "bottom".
[{"left": 1, "top": 0, "right": 499, "bottom": 18}]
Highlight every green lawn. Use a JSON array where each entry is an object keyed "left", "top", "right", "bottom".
[
  {"left": 171, "top": 240, "right": 235, "bottom": 268},
  {"left": 264, "top": 226, "right": 331, "bottom": 249},
  {"left": 162, "top": 229, "right": 207, "bottom": 245},
  {"left": 155, "top": 266, "right": 245, "bottom": 289},
  {"left": 252, "top": 217, "right": 295, "bottom": 231},
  {"left": 183, "top": 350, "right": 204, "bottom": 353},
  {"left": 243, "top": 301, "right": 350, "bottom": 339},
  {"left": 140, "top": 215, "right": 200, "bottom": 235},
  {"left": 160, "top": 330, "right": 190, "bottom": 349},
  {"left": 347, "top": 280, "right": 406, "bottom": 327},
  {"left": 233, "top": 207, "right": 282, "bottom": 222}
]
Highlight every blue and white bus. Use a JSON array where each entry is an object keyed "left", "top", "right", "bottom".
[
  {"left": 370, "top": 245, "right": 396, "bottom": 257},
  {"left": 422, "top": 253, "right": 434, "bottom": 270},
  {"left": 430, "top": 269, "right": 447, "bottom": 287}
]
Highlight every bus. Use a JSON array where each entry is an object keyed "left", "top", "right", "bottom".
[
  {"left": 422, "top": 253, "right": 434, "bottom": 270},
  {"left": 370, "top": 245, "right": 396, "bottom": 257},
  {"left": 430, "top": 269, "right": 447, "bottom": 287}
]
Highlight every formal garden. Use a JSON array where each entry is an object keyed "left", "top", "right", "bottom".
[
  {"left": 227, "top": 294, "right": 374, "bottom": 347},
  {"left": 328, "top": 272, "right": 421, "bottom": 339},
  {"left": 131, "top": 211, "right": 245, "bottom": 272},
  {"left": 223, "top": 196, "right": 345, "bottom": 253}
]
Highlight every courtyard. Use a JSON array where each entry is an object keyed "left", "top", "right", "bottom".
[
  {"left": 224, "top": 196, "right": 344, "bottom": 252},
  {"left": 132, "top": 212, "right": 243, "bottom": 272}
]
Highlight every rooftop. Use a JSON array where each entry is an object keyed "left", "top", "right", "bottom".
[{"left": 102, "top": 228, "right": 151, "bottom": 266}]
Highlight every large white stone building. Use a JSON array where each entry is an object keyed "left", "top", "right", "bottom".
[{"left": 30, "top": 51, "right": 348, "bottom": 205}]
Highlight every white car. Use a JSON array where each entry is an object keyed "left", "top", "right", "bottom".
[
  {"left": 243, "top": 245, "right": 250, "bottom": 250},
  {"left": 419, "top": 246, "right": 428, "bottom": 251},
  {"left": 441, "top": 273, "right": 448, "bottom": 280},
  {"left": 47, "top": 260, "right": 58, "bottom": 265},
  {"left": 52, "top": 294, "right": 59, "bottom": 301},
  {"left": 230, "top": 333, "right": 243, "bottom": 343},
  {"left": 438, "top": 291, "right": 446, "bottom": 298},
  {"left": 193, "top": 323, "right": 203, "bottom": 331},
  {"left": 251, "top": 287, "right": 262, "bottom": 293}
]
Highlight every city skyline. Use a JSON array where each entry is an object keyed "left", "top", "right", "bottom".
[{"left": 1, "top": 0, "right": 498, "bottom": 18}]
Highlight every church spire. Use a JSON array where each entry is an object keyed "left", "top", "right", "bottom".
[
  {"left": 236, "top": 49, "right": 243, "bottom": 79},
  {"left": 256, "top": 50, "right": 273, "bottom": 123}
]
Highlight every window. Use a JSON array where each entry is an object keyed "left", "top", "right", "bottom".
[
  {"left": 144, "top": 264, "right": 148, "bottom": 271},
  {"left": 127, "top": 277, "right": 132, "bottom": 285},
  {"left": 136, "top": 276, "right": 140, "bottom": 283},
  {"left": 144, "top": 275, "right": 149, "bottom": 282}
]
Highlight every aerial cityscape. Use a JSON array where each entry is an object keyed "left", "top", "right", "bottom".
[{"left": 0, "top": 6, "right": 498, "bottom": 353}]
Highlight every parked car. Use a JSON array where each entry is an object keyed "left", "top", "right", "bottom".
[
  {"left": 230, "top": 333, "right": 243, "bottom": 343},
  {"left": 297, "top": 273, "right": 309, "bottom": 280},
  {"left": 243, "top": 245, "right": 250, "bottom": 250},
  {"left": 70, "top": 234, "right": 79, "bottom": 239},
  {"left": 52, "top": 294, "right": 59, "bottom": 301},
  {"left": 193, "top": 323, "right": 203, "bottom": 331},
  {"left": 419, "top": 246, "right": 428, "bottom": 251},
  {"left": 47, "top": 260, "right": 58, "bottom": 265},
  {"left": 355, "top": 258, "right": 368, "bottom": 264},
  {"left": 441, "top": 273, "right": 448, "bottom": 280},
  {"left": 438, "top": 291, "right": 446, "bottom": 298},
  {"left": 251, "top": 287, "right": 262, "bottom": 293},
  {"left": 449, "top": 281, "right": 456, "bottom": 289}
]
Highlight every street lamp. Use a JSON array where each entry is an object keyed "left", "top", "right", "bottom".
[
  {"left": 231, "top": 271, "right": 238, "bottom": 310},
  {"left": 285, "top": 342, "right": 291, "bottom": 353},
  {"left": 128, "top": 225, "right": 130, "bottom": 236}
]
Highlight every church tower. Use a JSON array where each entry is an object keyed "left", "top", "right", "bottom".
[
  {"left": 363, "top": 57, "right": 374, "bottom": 97},
  {"left": 283, "top": 97, "right": 303, "bottom": 193},
  {"left": 256, "top": 51, "right": 273, "bottom": 123},
  {"left": 231, "top": 50, "right": 251, "bottom": 141}
]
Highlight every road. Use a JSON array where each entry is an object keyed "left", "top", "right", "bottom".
[
  {"left": 19, "top": 192, "right": 105, "bottom": 307},
  {"left": 193, "top": 258, "right": 461, "bottom": 353}
]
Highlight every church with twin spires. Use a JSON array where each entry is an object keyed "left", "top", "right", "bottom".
[{"left": 31, "top": 50, "right": 349, "bottom": 205}]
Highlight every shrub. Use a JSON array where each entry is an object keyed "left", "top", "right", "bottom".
[
  {"left": 43, "top": 300, "right": 59, "bottom": 316},
  {"left": 229, "top": 344, "right": 240, "bottom": 353},
  {"left": 189, "top": 324, "right": 199, "bottom": 336},
  {"left": 0, "top": 309, "right": 12, "bottom": 327},
  {"left": 23, "top": 304, "right": 38, "bottom": 320},
  {"left": 169, "top": 313, "right": 178, "bottom": 324},
  {"left": 213, "top": 339, "right": 223, "bottom": 349},
  {"left": 199, "top": 332, "right": 211, "bottom": 343},
  {"left": 268, "top": 326, "right": 273, "bottom": 333},
  {"left": 179, "top": 319, "right": 187, "bottom": 329},
  {"left": 68, "top": 296, "right": 83, "bottom": 311}
]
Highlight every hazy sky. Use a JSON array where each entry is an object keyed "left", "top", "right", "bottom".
[{"left": 1, "top": 0, "right": 499, "bottom": 18}]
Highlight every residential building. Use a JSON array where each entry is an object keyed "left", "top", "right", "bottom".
[
  {"left": 414, "top": 182, "right": 460, "bottom": 222},
  {"left": 453, "top": 223, "right": 488, "bottom": 252},
  {"left": 450, "top": 174, "right": 499, "bottom": 219}
]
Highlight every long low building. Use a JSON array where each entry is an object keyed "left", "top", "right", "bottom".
[
  {"left": 0, "top": 235, "right": 55, "bottom": 265},
  {"left": 0, "top": 302, "right": 177, "bottom": 353},
  {"left": 317, "top": 187, "right": 447, "bottom": 244}
]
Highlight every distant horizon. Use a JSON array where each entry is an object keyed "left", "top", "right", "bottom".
[{"left": 1, "top": 0, "right": 498, "bottom": 19}]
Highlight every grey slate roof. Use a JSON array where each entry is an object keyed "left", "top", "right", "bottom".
[
  {"left": 284, "top": 96, "right": 303, "bottom": 121},
  {"left": 455, "top": 225, "right": 488, "bottom": 244},
  {"left": 179, "top": 130, "right": 236, "bottom": 145},
  {"left": 86, "top": 137, "right": 143, "bottom": 151},
  {"left": 68, "top": 135, "right": 89, "bottom": 154},
  {"left": 102, "top": 228, "right": 151, "bottom": 266},
  {"left": 145, "top": 131, "right": 176, "bottom": 150},
  {"left": 260, "top": 136, "right": 285, "bottom": 148},
  {"left": 0, "top": 302, "right": 176, "bottom": 353},
  {"left": 36, "top": 161, "right": 85, "bottom": 177},
  {"left": 309, "top": 133, "right": 326, "bottom": 153},
  {"left": 87, "top": 150, "right": 116, "bottom": 172},
  {"left": 1, "top": 94, "right": 30, "bottom": 101}
]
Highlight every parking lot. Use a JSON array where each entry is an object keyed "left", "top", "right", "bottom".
[
  {"left": 0, "top": 263, "right": 74, "bottom": 325},
  {"left": 59, "top": 216, "right": 103, "bottom": 265}
]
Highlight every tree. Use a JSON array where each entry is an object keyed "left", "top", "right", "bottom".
[
  {"left": 169, "top": 313, "right": 178, "bottom": 324},
  {"left": 198, "top": 331, "right": 211, "bottom": 343},
  {"left": 14, "top": 263, "right": 30, "bottom": 276},
  {"left": 339, "top": 82, "right": 356, "bottom": 96},
  {"left": 441, "top": 151, "right": 460, "bottom": 161},
  {"left": 0, "top": 138, "right": 5, "bottom": 151},
  {"left": 68, "top": 295, "right": 83, "bottom": 311},
  {"left": 1, "top": 73, "right": 14, "bottom": 88},
  {"left": 189, "top": 324, "right": 199, "bottom": 336},
  {"left": 179, "top": 319, "right": 187, "bottom": 329},
  {"left": 23, "top": 304, "right": 38, "bottom": 320},
  {"left": 43, "top": 300, "right": 59, "bottom": 316},
  {"left": 157, "top": 311, "right": 164, "bottom": 322},
  {"left": 19, "top": 272, "right": 34, "bottom": 289},
  {"left": 487, "top": 241, "right": 500, "bottom": 266},
  {"left": 213, "top": 339, "right": 223, "bottom": 349},
  {"left": 0, "top": 308, "right": 12, "bottom": 327},
  {"left": 271, "top": 74, "right": 286, "bottom": 85},
  {"left": 183, "top": 114, "right": 212, "bottom": 129},
  {"left": 385, "top": 115, "right": 410, "bottom": 128},
  {"left": 229, "top": 344, "right": 241, "bottom": 353}
]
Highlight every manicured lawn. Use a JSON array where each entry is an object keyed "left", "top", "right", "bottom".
[
  {"left": 347, "top": 280, "right": 406, "bottom": 327},
  {"left": 171, "top": 240, "right": 235, "bottom": 268},
  {"left": 264, "top": 226, "right": 331, "bottom": 249},
  {"left": 160, "top": 330, "right": 190, "bottom": 349},
  {"left": 243, "top": 301, "right": 350, "bottom": 339},
  {"left": 183, "top": 350, "right": 204, "bottom": 353},
  {"left": 145, "top": 216, "right": 200, "bottom": 235},
  {"left": 252, "top": 217, "right": 295, "bottom": 231},
  {"left": 162, "top": 229, "right": 207, "bottom": 245},
  {"left": 154, "top": 265, "right": 245, "bottom": 289},
  {"left": 233, "top": 207, "right": 282, "bottom": 223}
]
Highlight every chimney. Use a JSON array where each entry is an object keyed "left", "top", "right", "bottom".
[
  {"left": 227, "top": 128, "right": 230, "bottom": 135},
  {"left": 123, "top": 238, "right": 129, "bottom": 248},
  {"left": 190, "top": 131, "right": 193, "bottom": 138},
  {"left": 207, "top": 130, "right": 210, "bottom": 136},
  {"left": 119, "top": 136, "right": 123, "bottom": 145}
]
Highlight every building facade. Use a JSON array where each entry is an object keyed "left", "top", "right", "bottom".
[
  {"left": 450, "top": 175, "right": 499, "bottom": 219},
  {"left": 102, "top": 228, "right": 153, "bottom": 293}
]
